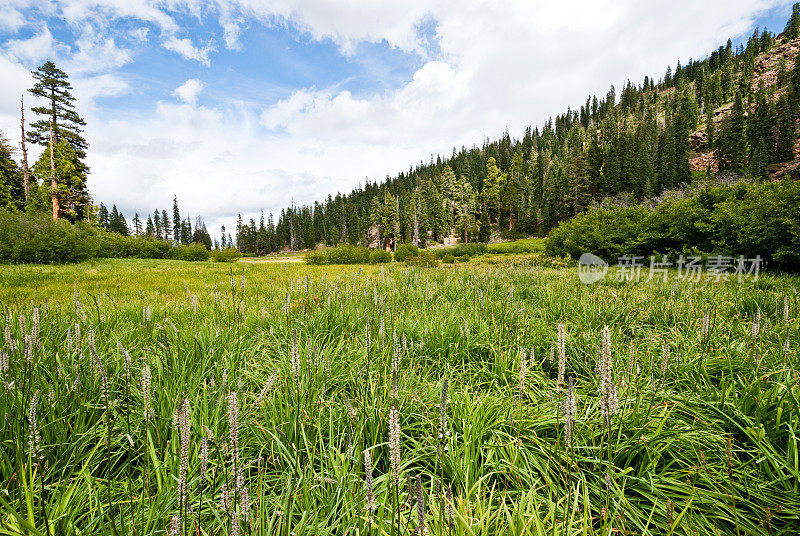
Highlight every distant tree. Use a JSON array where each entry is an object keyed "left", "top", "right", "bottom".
[
  {"left": 97, "top": 202, "right": 109, "bottom": 229},
  {"left": 145, "top": 215, "right": 154, "bottom": 237},
  {"left": 172, "top": 196, "right": 181, "bottom": 243},
  {"left": 482, "top": 157, "right": 504, "bottom": 223},
  {"left": 0, "top": 131, "right": 24, "bottom": 211},
  {"left": 786, "top": 2, "right": 800, "bottom": 40},
  {"left": 109, "top": 205, "right": 129, "bottom": 235},
  {"left": 161, "top": 209, "right": 171, "bottom": 241},
  {"left": 478, "top": 209, "right": 491, "bottom": 243},
  {"left": 775, "top": 94, "right": 795, "bottom": 163},
  {"left": 718, "top": 89, "right": 748, "bottom": 175},
  {"left": 221, "top": 224, "right": 227, "bottom": 248},
  {"left": 153, "top": 210, "right": 162, "bottom": 240},
  {"left": 132, "top": 212, "right": 142, "bottom": 236}
]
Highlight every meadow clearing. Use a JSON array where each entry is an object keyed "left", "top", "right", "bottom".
[{"left": 0, "top": 257, "right": 798, "bottom": 535}]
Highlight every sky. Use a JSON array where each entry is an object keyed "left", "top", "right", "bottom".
[{"left": 0, "top": 0, "right": 795, "bottom": 239}]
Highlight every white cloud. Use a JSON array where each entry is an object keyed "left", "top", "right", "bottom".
[
  {"left": 0, "top": 0, "right": 26, "bottom": 33},
  {"left": 163, "top": 36, "right": 214, "bottom": 65},
  {"left": 5, "top": 29, "right": 59, "bottom": 64},
  {"left": 173, "top": 79, "right": 205, "bottom": 105},
  {"left": 67, "top": 33, "right": 133, "bottom": 75}
]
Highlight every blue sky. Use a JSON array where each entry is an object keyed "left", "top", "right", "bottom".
[{"left": 0, "top": 0, "right": 794, "bottom": 236}]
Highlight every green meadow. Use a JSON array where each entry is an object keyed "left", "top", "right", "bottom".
[{"left": 0, "top": 258, "right": 798, "bottom": 535}]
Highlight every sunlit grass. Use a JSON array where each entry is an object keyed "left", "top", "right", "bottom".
[{"left": 0, "top": 258, "right": 797, "bottom": 535}]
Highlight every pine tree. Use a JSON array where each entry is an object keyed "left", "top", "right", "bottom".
[
  {"left": 145, "top": 215, "right": 154, "bottom": 237},
  {"left": 109, "top": 205, "right": 129, "bottom": 235},
  {"left": 161, "top": 209, "right": 171, "bottom": 241},
  {"left": 775, "top": 94, "right": 795, "bottom": 162},
  {"left": 31, "top": 139, "right": 90, "bottom": 221},
  {"left": 173, "top": 196, "right": 181, "bottom": 243},
  {"left": 0, "top": 132, "right": 24, "bottom": 211},
  {"left": 786, "top": 2, "right": 800, "bottom": 40},
  {"left": 97, "top": 202, "right": 109, "bottom": 229},
  {"left": 482, "top": 157, "right": 504, "bottom": 223},
  {"left": 132, "top": 212, "right": 142, "bottom": 236},
  {"left": 478, "top": 210, "right": 491, "bottom": 243},
  {"left": 153, "top": 210, "right": 162, "bottom": 240},
  {"left": 27, "top": 62, "right": 88, "bottom": 158},
  {"left": 718, "top": 89, "right": 748, "bottom": 175}
]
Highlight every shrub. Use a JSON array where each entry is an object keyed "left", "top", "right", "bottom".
[
  {"left": 405, "top": 250, "right": 439, "bottom": 267},
  {"left": 305, "top": 250, "right": 328, "bottom": 265},
  {"left": 304, "top": 244, "right": 371, "bottom": 265},
  {"left": 0, "top": 211, "right": 213, "bottom": 264},
  {"left": 394, "top": 243, "right": 419, "bottom": 262},
  {"left": 212, "top": 248, "right": 243, "bottom": 263},
  {"left": 433, "top": 242, "right": 487, "bottom": 259},
  {"left": 369, "top": 249, "right": 392, "bottom": 264},
  {"left": 488, "top": 239, "right": 545, "bottom": 255},
  {"left": 544, "top": 179, "right": 800, "bottom": 270},
  {"left": 442, "top": 254, "right": 455, "bottom": 264},
  {"left": 0, "top": 212, "right": 96, "bottom": 263},
  {"left": 168, "top": 243, "right": 211, "bottom": 261},
  {"left": 545, "top": 205, "right": 648, "bottom": 262}
]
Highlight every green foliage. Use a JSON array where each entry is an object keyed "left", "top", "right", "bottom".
[
  {"left": 0, "top": 211, "right": 96, "bottom": 263},
  {"left": 432, "top": 242, "right": 488, "bottom": 259},
  {"left": 166, "top": 243, "right": 211, "bottom": 261},
  {"left": 478, "top": 210, "right": 491, "bottom": 243},
  {"left": 211, "top": 248, "right": 243, "bottom": 263},
  {"left": 305, "top": 244, "right": 371, "bottom": 265},
  {"left": 404, "top": 250, "right": 439, "bottom": 267},
  {"left": 441, "top": 253, "right": 455, "bottom": 264},
  {"left": 369, "top": 249, "right": 392, "bottom": 264},
  {"left": 0, "top": 211, "right": 211, "bottom": 264},
  {"left": 0, "top": 131, "right": 24, "bottom": 211},
  {"left": 393, "top": 243, "right": 419, "bottom": 262},
  {"left": 546, "top": 179, "right": 800, "bottom": 270},
  {"left": 31, "top": 139, "right": 90, "bottom": 222},
  {"left": 487, "top": 238, "right": 545, "bottom": 255},
  {"left": 546, "top": 205, "right": 648, "bottom": 262}
]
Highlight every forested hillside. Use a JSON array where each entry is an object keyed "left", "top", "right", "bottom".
[{"left": 231, "top": 5, "right": 800, "bottom": 255}]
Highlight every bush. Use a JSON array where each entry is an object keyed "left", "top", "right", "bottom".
[
  {"left": 369, "top": 249, "right": 392, "bottom": 264},
  {"left": 212, "top": 248, "right": 243, "bottom": 263},
  {"left": 0, "top": 213, "right": 97, "bottom": 263},
  {"left": 433, "top": 243, "right": 487, "bottom": 259},
  {"left": 305, "top": 244, "right": 371, "bottom": 265},
  {"left": 545, "top": 205, "right": 648, "bottom": 262},
  {"left": 0, "top": 211, "right": 212, "bottom": 264},
  {"left": 405, "top": 250, "right": 439, "bottom": 267},
  {"left": 167, "top": 243, "right": 211, "bottom": 261},
  {"left": 544, "top": 179, "right": 800, "bottom": 270},
  {"left": 394, "top": 243, "right": 419, "bottom": 262},
  {"left": 442, "top": 254, "right": 455, "bottom": 264},
  {"left": 488, "top": 239, "right": 546, "bottom": 255}
]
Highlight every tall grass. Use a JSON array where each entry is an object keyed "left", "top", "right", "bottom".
[{"left": 0, "top": 258, "right": 797, "bottom": 534}]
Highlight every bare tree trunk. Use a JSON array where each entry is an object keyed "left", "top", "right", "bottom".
[
  {"left": 20, "top": 96, "right": 30, "bottom": 201},
  {"left": 49, "top": 119, "right": 58, "bottom": 220}
]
